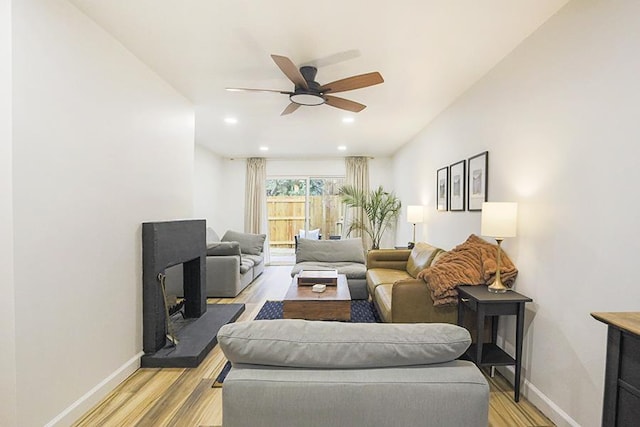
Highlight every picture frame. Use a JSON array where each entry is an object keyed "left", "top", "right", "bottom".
[
  {"left": 467, "top": 151, "right": 488, "bottom": 211},
  {"left": 436, "top": 166, "right": 449, "bottom": 211},
  {"left": 449, "top": 160, "right": 466, "bottom": 211}
]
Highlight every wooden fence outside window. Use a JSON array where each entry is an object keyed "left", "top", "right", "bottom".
[{"left": 267, "top": 195, "right": 343, "bottom": 248}]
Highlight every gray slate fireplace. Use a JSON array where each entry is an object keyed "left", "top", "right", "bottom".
[{"left": 141, "top": 219, "right": 244, "bottom": 368}]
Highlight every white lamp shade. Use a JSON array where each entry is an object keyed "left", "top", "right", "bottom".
[
  {"left": 481, "top": 202, "right": 518, "bottom": 238},
  {"left": 407, "top": 205, "right": 424, "bottom": 224}
]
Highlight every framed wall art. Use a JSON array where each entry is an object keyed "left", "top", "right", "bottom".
[
  {"left": 436, "top": 166, "right": 449, "bottom": 211},
  {"left": 449, "top": 160, "right": 466, "bottom": 211},
  {"left": 467, "top": 151, "right": 488, "bottom": 211}
]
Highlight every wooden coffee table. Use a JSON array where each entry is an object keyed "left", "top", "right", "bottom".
[{"left": 283, "top": 274, "right": 351, "bottom": 321}]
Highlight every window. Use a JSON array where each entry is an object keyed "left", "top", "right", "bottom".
[{"left": 266, "top": 176, "right": 345, "bottom": 264}]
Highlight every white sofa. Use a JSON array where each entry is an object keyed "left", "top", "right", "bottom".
[
  {"left": 218, "top": 319, "right": 489, "bottom": 427},
  {"left": 166, "top": 228, "right": 266, "bottom": 298}
]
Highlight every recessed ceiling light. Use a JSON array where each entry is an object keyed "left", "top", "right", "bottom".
[
  {"left": 224, "top": 117, "right": 238, "bottom": 124},
  {"left": 259, "top": 146, "right": 269, "bottom": 151},
  {"left": 342, "top": 117, "right": 355, "bottom": 124},
  {"left": 337, "top": 145, "right": 347, "bottom": 151}
]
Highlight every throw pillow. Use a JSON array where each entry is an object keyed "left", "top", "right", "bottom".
[
  {"left": 206, "top": 227, "right": 220, "bottom": 245},
  {"left": 222, "top": 230, "right": 266, "bottom": 255},
  {"left": 406, "top": 242, "right": 444, "bottom": 278},
  {"left": 299, "top": 228, "right": 320, "bottom": 240},
  {"left": 218, "top": 319, "right": 471, "bottom": 368},
  {"left": 296, "top": 237, "right": 366, "bottom": 264}
]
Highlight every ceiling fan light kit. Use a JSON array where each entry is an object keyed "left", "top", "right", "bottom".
[
  {"left": 290, "top": 93, "right": 325, "bottom": 106},
  {"left": 227, "top": 54, "right": 383, "bottom": 115}
]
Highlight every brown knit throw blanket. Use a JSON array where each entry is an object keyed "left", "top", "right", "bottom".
[{"left": 416, "top": 234, "right": 518, "bottom": 306}]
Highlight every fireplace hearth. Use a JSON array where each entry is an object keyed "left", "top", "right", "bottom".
[{"left": 141, "top": 219, "right": 244, "bottom": 368}]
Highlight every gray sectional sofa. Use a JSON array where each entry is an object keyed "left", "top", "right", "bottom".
[
  {"left": 166, "top": 228, "right": 266, "bottom": 298},
  {"left": 290, "top": 237, "right": 368, "bottom": 299},
  {"left": 218, "top": 319, "right": 489, "bottom": 427}
]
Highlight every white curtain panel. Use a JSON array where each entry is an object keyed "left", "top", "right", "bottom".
[
  {"left": 244, "top": 157, "right": 266, "bottom": 234},
  {"left": 344, "top": 156, "right": 370, "bottom": 249}
]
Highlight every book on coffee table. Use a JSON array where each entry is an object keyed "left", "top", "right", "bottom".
[{"left": 297, "top": 270, "right": 338, "bottom": 286}]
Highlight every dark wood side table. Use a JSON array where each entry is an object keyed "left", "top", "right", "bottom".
[
  {"left": 591, "top": 312, "right": 640, "bottom": 427},
  {"left": 457, "top": 285, "right": 532, "bottom": 402}
]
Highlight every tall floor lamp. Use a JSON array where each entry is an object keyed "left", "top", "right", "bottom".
[
  {"left": 481, "top": 202, "right": 518, "bottom": 293},
  {"left": 407, "top": 205, "right": 424, "bottom": 249}
]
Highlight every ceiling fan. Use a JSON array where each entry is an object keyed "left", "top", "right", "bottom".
[{"left": 226, "top": 54, "right": 384, "bottom": 116}]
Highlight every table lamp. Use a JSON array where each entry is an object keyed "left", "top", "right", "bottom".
[
  {"left": 407, "top": 205, "right": 424, "bottom": 249},
  {"left": 481, "top": 202, "right": 518, "bottom": 293}
]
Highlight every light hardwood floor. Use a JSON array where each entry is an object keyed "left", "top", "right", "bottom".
[{"left": 74, "top": 265, "right": 554, "bottom": 427}]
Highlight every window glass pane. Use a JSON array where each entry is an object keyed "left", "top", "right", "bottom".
[
  {"left": 266, "top": 177, "right": 344, "bottom": 265},
  {"left": 266, "top": 179, "right": 306, "bottom": 251},
  {"left": 308, "top": 177, "right": 345, "bottom": 239}
]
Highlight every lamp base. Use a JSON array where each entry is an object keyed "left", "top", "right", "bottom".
[
  {"left": 488, "top": 238, "right": 508, "bottom": 293},
  {"left": 487, "top": 279, "right": 508, "bottom": 293}
]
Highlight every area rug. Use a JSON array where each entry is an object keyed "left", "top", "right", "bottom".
[{"left": 212, "top": 300, "right": 381, "bottom": 387}]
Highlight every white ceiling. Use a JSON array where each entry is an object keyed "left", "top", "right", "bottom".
[{"left": 70, "top": 0, "right": 568, "bottom": 159}]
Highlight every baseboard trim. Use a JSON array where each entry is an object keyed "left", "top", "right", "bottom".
[
  {"left": 45, "top": 351, "right": 143, "bottom": 427},
  {"left": 496, "top": 366, "right": 580, "bottom": 427}
]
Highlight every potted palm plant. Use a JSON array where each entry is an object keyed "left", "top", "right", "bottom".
[{"left": 339, "top": 185, "right": 402, "bottom": 250}]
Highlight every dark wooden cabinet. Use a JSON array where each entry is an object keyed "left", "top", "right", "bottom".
[
  {"left": 592, "top": 312, "right": 640, "bottom": 427},
  {"left": 457, "top": 285, "right": 532, "bottom": 402}
]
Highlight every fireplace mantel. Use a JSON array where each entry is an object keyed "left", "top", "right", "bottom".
[{"left": 141, "top": 219, "right": 244, "bottom": 367}]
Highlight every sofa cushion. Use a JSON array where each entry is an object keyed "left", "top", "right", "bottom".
[
  {"left": 218, "top": 319, "right": 471, "bottom": 368},
  {"left": 206, "top": 241, "right": 241, "bottom": 256},
  {"left": 222, "top": 230, "right": 266, "bottom": 255},
  {"left": 291, "top": 261, "right": 367, "bottom": 279},
  {"left": 406, "top": 242, "right": 443, "bottom": 278},
  {"left": 296, "top": 238, "right": 365, "bottom": 264},
  {"left": 366, "top": 268, "right": 412, "bottom": 296},
  {"left": 243, "top": 253, "right": 264, "bottom": 266},
  {"left": 367, "top": 268, "right": 412, "bottom": 286},
  {"left": 239, "top": 258, "right": 254, "bottom": 274},
  {"left": 432, "top": 249, "right": 448, "bottom": 265}
]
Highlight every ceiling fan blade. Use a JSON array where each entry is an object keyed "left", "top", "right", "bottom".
[
  {"left": 320, "top": 72, "right": 384, "bottom": 94},
  {"left": 226, "top": 87, "right": 292, "bottom": 94},
  {"left": 281, "top": 103, "right": 301, "bottom": 116},
  {"left": 271, "top": 54, "right": 309, "bottom": 90},
  {"left": 324, "top": 95, "right": 366, "bottom": 113}
]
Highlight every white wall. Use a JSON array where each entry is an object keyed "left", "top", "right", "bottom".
[
  {"left": 213, "top": 158, "right": 247, "bottom": 233},
  {"left": 0, "top": 0, "right": 17, "bottom": 425},
  {"left": 392, "top": 1, "right": 640, "bottom": 425},
  {"left": 369, "top": 157, "right": 395, "bottom": 248},
  {"left": 194, "top": 144, "right": 225, "bottom": 226},
  {"left": 369, "top": 157, "right": 393, "bottom": 190},
  {"left": 12, "top": 1, "right": 195, "bottom": 426},
  {"left": 266, "top": 158, "right": 346, "bottom": 177}
]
